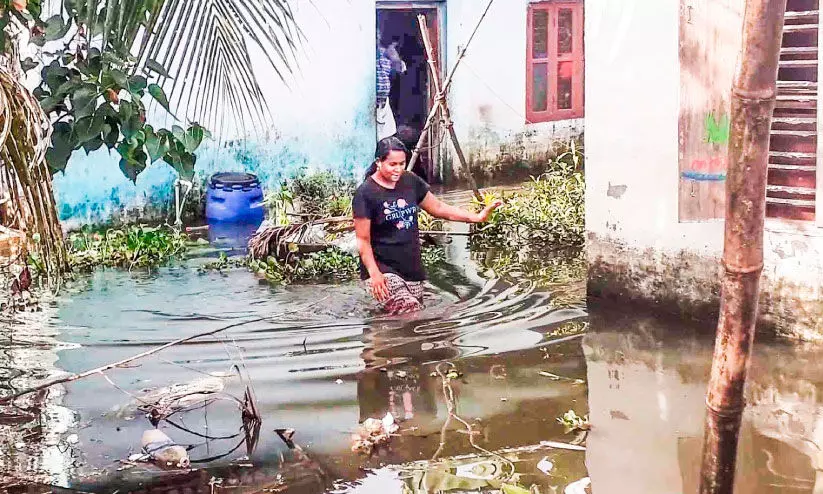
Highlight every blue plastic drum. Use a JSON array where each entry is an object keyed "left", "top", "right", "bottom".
[
  {"left": 205, "top": 172, "right": 265, "bottom": 223},
  {"left": 205, "top": 172, "right": 265, "bottom": 249}
]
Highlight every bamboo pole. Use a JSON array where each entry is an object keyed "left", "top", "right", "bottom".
[
  {"left": 406, "top": 0, "right": 495, "bottom": 178},
  {"left": 698, "top": 0, "right": 787, "bottom": 492},
  {"left": 417, "top": 15, "right": 481, "bottom": 201}
]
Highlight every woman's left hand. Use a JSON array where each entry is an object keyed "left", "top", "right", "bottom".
[{"left": 474, "top": 200, "right": 504, "bottom": 223}]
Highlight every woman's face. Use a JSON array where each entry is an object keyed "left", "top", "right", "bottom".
[{"left": 376, "top": 150, "right": 406, "bottom": 184}]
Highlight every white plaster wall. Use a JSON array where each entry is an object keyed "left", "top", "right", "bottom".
[
  {"left": 584, "top": 0, "right": 724, "bottom": 257},
  {"left": 447, "top": 0, "right": 583, "bottom": 167},
  {"left": 584, "top": 0, "right": 823, "bottom": 338}
]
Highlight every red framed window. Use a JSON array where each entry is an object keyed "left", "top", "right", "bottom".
[{"left": 526, "top": 2, "right": 584, "bottom": 123}]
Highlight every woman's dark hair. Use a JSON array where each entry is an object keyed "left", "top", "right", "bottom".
[{"left": 365, "top": 136, "right": 408, "bottom": 179}]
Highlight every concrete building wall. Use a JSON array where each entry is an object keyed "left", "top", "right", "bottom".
[
  {"left": 52, "top": 0, "right": 376, "bottom": 228},
  {"left": 585, "top": 0, "right": 823, "bottom": 339},
  {"left": 447, "top": 0, "right": 583, "bottom": 183},
  {"left": 49, "top": 0, "right": 584, "bottom": 227}
]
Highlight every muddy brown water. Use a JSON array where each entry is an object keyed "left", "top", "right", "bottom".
[{"left": 3, "top": 238, "right": 823, "bottom": 493}]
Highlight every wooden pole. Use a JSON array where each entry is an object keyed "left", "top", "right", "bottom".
[
  {"left": 417, "top": 15, "right": 481, "bottom": 201},
  {"left": 698, "top": 0, "right": 787, "bottom": 492},
  {"left": 406, "top": 0, "right": 496, "bottom": 180}
]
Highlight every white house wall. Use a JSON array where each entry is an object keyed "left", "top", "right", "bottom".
[
  {"left": 447, "top": 0, "right": 583, "bottom": 183},
  {"left": 585, "top": 0, "right": 823, "bottom": 339}
]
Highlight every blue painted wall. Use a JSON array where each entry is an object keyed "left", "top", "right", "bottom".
[{"left": 53, "top": 0, "right": 377, "bottom": 228}]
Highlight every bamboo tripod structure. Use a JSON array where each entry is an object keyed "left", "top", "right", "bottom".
[{"left": 406, "top": 0, "right": 496, "bottom": 202}]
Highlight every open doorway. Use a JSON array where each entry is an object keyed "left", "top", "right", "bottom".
[{"left": 376, "top": 4, "right": 441, "bottom": 183}]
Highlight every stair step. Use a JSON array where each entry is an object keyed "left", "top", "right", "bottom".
[
  {"left": 785, "top": 10, "right": 819, "bottom": 21},
  {"left": 766, "top": 197, "right": 816, "bottom": 207},
  {"left": 772, "top": 116, "right": 817, "bottom": 125},
  {"left": 781, "top": 47, "right": 818, "bottom": 56},
  {"left": 780, "top": 59, "right": 819, "bottom": 68},
  {"left": 783, "top": 24, "right": 818, "bottom": 33},
  {"left": 767, "top": 184, "right": 817, "bottom": 195},
  {"left": 771, "top": 129, "right": 818, "bottom": 137},
  {"left": 775, "top": 98, "right": 817, "bottom": 110},
  {"left": 768, "top": 163, "right": 817, "bottom": 171},
  {"left": 770, "top": 151, "right": 816, "bottom": 163},
  {"left": 778, "top": 81, "right": 818, "bottom": 88},
  {"left": 778, "top": 93, "right": 817, "bottom": 100}
]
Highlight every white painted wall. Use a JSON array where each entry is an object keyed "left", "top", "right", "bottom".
[
  {"left": 447, "top": 0, "right": 583, "bottom": 171},
  {"left": 48, "top": 0, "right": 585, "bottom": 226},
  {"left": 584, "top": 0, "right": 823, "bottom": 338},
  {"left": 584, "top": 0, "right": 724, "bottom": 257}
]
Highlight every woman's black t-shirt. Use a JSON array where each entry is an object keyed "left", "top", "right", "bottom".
[{"left": 352, "top": 172, "right": 430, "bottom": 281}]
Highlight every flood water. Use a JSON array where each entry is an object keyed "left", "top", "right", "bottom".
[{"left": 3, "top": 232, "right": 823, "bottom": 493}]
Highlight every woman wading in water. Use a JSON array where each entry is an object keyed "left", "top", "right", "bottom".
[{"left": 353, "top": 137, "right": 502, "bottom": 314}]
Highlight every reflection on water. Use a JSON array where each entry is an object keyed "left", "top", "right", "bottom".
[
  {"left": 11, "top": 246, "right": 823, "bottom": 493},
  {"left": 37, "top": 257, "right": 586, "bottom": 493},
  {"left": 584, "top": 304, "right": 823, "bottom": 493},
  {"left": 0, "top": 305, "right": 78, "bottom": 489}
]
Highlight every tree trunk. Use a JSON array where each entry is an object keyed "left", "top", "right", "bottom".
[{"left": 0, "top": 60, "right": 68, "bottom": 286}]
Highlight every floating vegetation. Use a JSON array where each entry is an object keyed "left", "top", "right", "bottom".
[{"left": 67, "top": 225, "right": 188, "bottom": 271}]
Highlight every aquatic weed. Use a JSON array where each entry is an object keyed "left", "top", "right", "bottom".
[
  {"left": 67, "top": 225, "right": 188, "bottom": 271},
  {"left": 242, "top": 245, "right": 447, "bottom": 285}
]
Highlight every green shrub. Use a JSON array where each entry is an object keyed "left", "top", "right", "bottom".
[{"left": 471, "top": 159, "right": 584, "bottom": 250}]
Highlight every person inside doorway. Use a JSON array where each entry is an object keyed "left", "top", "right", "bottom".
[
  {"left": 376, "top": 29, "right": 407, "bottom": 141},
  {"left": 353, "top": 137, "right": 502, "bottom": 315}
]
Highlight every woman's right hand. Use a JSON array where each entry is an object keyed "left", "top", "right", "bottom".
[{"left": 369, "top": 271, "right": 389, "bottom": 302}]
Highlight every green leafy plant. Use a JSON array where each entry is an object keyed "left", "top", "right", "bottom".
[
  {"left": 35, "top": 50, "right": 211, "bottom": 180},
  {"left": 67, "top": 225, "right": 187, "bottom": 270},
  {"left": 197, "top": 251, "right": 249, "bottom": 273},
  {"left": 471, "top": 157, "right": 584, "bottom": 250},
  {"left": 263, "top": 184, "right": 295, "bottom": 226},
  {"left": 557, "top": 409, "right": 590, "bottom": 434},
  {"left": 421, "top": 245, "right": 446, "bottom": 267},
  {"left": 248, "top": 248, "right": 358, "bottom": 284},
  {"left": 289, "top": 171, "right": 356, "bottom": 217},
  {"left": 2, "top": 0, "right": 301, "bottom": 181},
  {"left": 418, "top": 211, "right": 444, "bottom": 232}
]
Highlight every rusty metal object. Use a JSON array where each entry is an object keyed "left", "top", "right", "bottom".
[{"left": 698, "top": 0, "right": 788, "bottom": 492}]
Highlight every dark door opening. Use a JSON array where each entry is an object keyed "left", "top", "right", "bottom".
[{"left": 377, "top": 7, "right": 439, "bottom": 183}]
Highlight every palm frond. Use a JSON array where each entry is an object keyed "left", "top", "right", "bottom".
[
  {"left": 135, "top": 0, "right": 302, "bottom": 135},
  {"left": 69, "top": 0, "right": 301, "bottom": 136}
]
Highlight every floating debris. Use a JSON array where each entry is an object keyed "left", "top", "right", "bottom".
[
  {"left": 539, "top": 371, "right": 585, "bottom": 385},
  {"left": 557, "top": 410, "right": 590, "bottom": 434},
  {"left": 275, "top": 428, "right": 296, "bottom": 449},
  {"left": 537, "top": 456, "right": 554, "bottom": 475},
  {"left": 539, "top": 441, "right": 586, "bottom": 452},
  {"left": 141, "top": 429, "right": 190, "bottom": 469},
  {"left": 565, "top": 477, "right": 591, "bottom": 494},
  {"left": 351, "top": 413, "right": 398, "bottom": 456}
]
